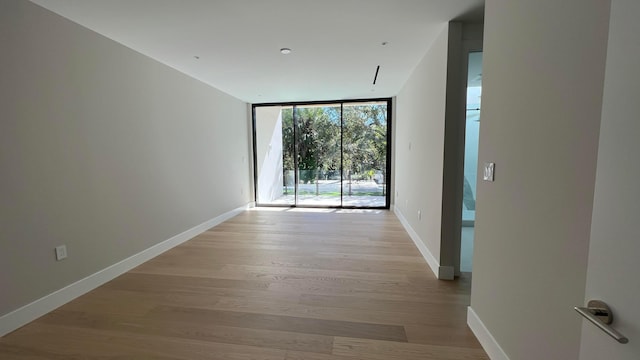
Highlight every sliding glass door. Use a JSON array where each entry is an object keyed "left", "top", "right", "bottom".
[
  {"left": 342, "top": 102, "right": 388, "bottom": 207},
  {"left": 254, "top": 106, "right": 295, "bottom": 205},
  {"left": 294, "top": 104, "right": 342, "bottom": 206},
  {"left": 253, "top": 99, "right": 390, "bottom": 208}
]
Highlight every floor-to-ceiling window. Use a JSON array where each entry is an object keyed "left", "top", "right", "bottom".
[{"left": 253, "top": 99, "right": 391, "bottom": 208}]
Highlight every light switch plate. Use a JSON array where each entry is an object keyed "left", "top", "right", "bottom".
[
  {"left": 55, "top": 245, "right": 67, "bottom": 261},
  {"left": 483, "top": 162, "right": 495, "bottom": 182}
]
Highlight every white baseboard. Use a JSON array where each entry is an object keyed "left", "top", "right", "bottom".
[
  {"left": 392, "top": 207, "right": 454, "bottom": 280},
  {"left": 467, "top": 307, "right": 510, "bottom": 360},
  {"left": 0, "top": 203, "right": 250, "bottom": 337}
]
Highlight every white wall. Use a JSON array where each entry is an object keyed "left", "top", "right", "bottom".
[
  {"left": 395, "top": 22, "right": 481, "bottom": 278},
  {"left": 580, "top": 0, "right": 640, "bottom": 358},
  {"left": 469, "top": 1, "right": 611, "bottom": 359},
  {"left": 438, "top": 22, "right": 464, "bottom": 278},
  {"left": 0, "top": 0, "right": 250, "bottom": 317},
  {"left": 394, "top": 24, "right": 449, "bottom": 275},
  {"left": 255, "top": 106, "right": 285, "bottom": 203}
]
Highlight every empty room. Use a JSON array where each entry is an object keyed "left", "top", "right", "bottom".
[{"left": 1, "top": 1, "right": 638, "bottom": 359}]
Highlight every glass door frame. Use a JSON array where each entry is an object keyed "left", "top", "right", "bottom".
[{"left": 252, "top": 97, "right": 392, "bottom": 209}]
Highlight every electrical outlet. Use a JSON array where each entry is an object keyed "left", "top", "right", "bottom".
[
  {"left": 55, "top": 245, "right": 67, "bottom": 261},
  {"left": 418, "top": 210, "right": 422, "bottom": 220}
]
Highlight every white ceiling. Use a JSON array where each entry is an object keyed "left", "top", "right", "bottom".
[{"left": 30, "top": 0, "right": 484, "bottom": 103}]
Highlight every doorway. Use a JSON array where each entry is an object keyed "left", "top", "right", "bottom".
[
  {"left": 460, "top": 51, "right": 483, "bottom": 272},
  {"left": 253, "top": 99, "right": 391, "bottom": 209}
]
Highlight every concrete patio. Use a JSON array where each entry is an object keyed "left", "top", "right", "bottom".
[{"left": 266, "top": 180, "right": 387, "bottom": 207}]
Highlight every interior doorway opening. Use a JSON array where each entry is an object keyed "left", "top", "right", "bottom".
[{"left": 460, "top": 51, "right": 483, "bottom": 272}]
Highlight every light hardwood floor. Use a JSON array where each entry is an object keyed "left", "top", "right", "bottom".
[{"left": 0, "top": 208, "right": 488, "bottom": 359}]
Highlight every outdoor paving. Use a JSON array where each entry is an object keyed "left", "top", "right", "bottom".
[{"left": 265, "top": 180, "right": 387, "bottom": 207}]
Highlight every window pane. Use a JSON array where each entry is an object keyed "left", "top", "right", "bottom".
[
  {"left": 295, "top": 104, "right": 342, "bottom": 207},
  {"left": 342, "top": 102, "right": 387, "bottom": 207}
]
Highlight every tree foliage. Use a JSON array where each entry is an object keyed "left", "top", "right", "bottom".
[{"left": 281, "top": 104, "right": 387, "bottom": 185}]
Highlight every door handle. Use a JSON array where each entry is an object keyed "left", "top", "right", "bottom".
[{"left": 574, "top": 300, "right": 629, "bottom": 344}]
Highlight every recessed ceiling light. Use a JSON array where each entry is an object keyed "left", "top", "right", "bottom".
[
  {"left": 280, "top": 48, "right": 292, "bottom": 55},
  {"left": 381, "top": 42, "right": 389, "bottom": 46},
  {"left": 194, "top": 55, "right": 200, "bottom": 59}
]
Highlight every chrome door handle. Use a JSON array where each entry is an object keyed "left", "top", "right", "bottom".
[{"left": 575, "top": 300, "right": 629, "bottom": 344}]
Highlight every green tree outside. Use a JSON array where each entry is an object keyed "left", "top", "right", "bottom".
[{"left": 281, "top": 103, "right": 387, "bottom": 196}]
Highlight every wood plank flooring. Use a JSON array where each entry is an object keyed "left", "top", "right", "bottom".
[{"left": 0, "top": 208, "right": 488, "bottom": 359}]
